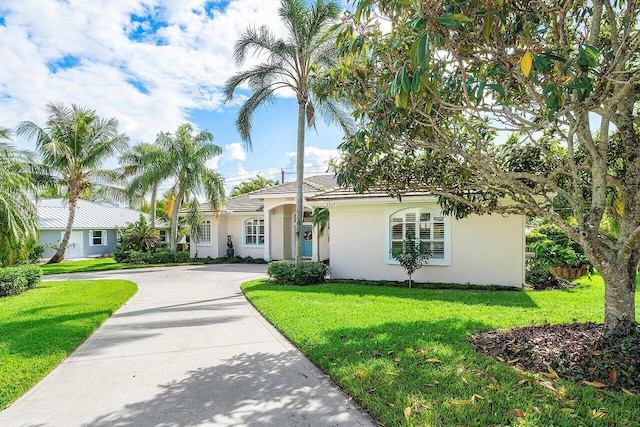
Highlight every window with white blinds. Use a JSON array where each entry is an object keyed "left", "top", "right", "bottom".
[{"left": 389, "top": 208, "right": 448, "bottom": 262}]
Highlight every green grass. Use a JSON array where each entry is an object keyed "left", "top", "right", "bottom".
[
  {"left": 0, "top": 279, "right": 137, "bottom": 409},
  {"left": 242, "top": 276, "right": 640, "bottom": 426},
  {"left": 39, "top": 257, "right": 199, "bottom": 275}
]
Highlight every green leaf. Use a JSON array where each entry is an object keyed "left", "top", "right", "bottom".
[
  {"left": 411, "top": 16, "right": 427, "bottom": 31},
  {"left": 401, "top": 70, "right": 412, "bottom": 94},
  {"left": 415, "top": 32, "right": 430, "bottom": 68},
  {"left": 482, "top": 14, "right": 493, "bottom": 44},
  {"left": 487, "top": 83, "right": 505, "bottom": 97},
  {"left": 437, "top": 13, "right": 473, "bottom": 26}
]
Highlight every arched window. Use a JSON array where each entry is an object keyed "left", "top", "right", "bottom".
[
  {"left": 244, "top": 218, "right": 265, "bottom": 246},
  {"left": 388, "top": 208, "right": 450, "bottom": 265}
]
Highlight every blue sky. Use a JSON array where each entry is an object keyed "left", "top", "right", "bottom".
[{"left": 0, "top": 0, "right": 348, "bottom": 192}]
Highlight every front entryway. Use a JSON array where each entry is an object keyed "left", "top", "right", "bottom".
[
  {"left": 64, "top": 230, "right": 84, "bottom": 259},
  {"left": 302, "top": 224, "right": 313, "bottom": 258}
]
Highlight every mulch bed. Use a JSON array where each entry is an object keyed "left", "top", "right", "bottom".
[{"left": 469, "top": 322, "right": 640, "bottom": 393}]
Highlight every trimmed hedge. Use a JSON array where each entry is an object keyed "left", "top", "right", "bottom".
[
  {"left": 201, "top": 255, "right": 268, "bottom": 265},
  {"left": 0, "top": 266, "right": 43, "bottom": 297},
  {"left": 267, "top": 261, "right": 329, "bottom": 286},
  {"left": 113, "top": 248, "right": 190, "bottom": 264}
]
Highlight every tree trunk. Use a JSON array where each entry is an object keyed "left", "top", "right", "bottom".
[
  {"left": 295, "top": 99, "right": 306, "bottom": 264},
  {"left": 170, "top": 188, "right": 184, "bottom": 253},
  {"left": 599, "top": 262, "right": 637, "bottom": 331},
  {"left": 48, "top": 189, "right": 80, "bottom": 264},
  {"left": 150, "top": 183, "right": 158, "bottom": 229}
]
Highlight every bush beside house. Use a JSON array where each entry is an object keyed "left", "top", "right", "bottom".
[
  {"left": 0, "top": 266, "right": 43, "bottom": 297},
  {"left": 267, "top": 261, "right": 329, "bottom": 286}
]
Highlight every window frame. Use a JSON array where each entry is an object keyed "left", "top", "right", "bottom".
[
  {"left": 198, "top": 220, "right": 212, "bottom": 246},
  {"left": 243, "top": 217, "right": 265, "bottom": 247},
  {"left": 89, "top": 229, "right": 108, "bottom": 247},
  {"left": 385, "top": 207, "right": 451, "bottom": 266},
  {"left": 159, "top": 229, "right": 168, "bottom": 243}
]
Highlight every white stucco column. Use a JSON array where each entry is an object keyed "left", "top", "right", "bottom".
[{"left": 263, "top": 209, "right": 271, "bottom": 261}]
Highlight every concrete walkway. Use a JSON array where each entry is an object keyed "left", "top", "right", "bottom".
[{"left": 0, "top": 264, "right": 376, "bottom": 427}]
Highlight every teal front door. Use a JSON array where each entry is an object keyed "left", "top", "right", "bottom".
[{"left": 302, "top": 224, "right": 313, "bottom": 258}]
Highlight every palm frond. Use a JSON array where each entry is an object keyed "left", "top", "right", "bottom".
[{"left": 236, "top": 86, "right": 279, "bottom": 147}]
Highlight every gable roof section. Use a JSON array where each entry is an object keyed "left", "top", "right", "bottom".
[
  {"left": 307, "top": 187, "right": 435, "bottom": 202},
  {"left": 196, "top": 175, "right": 339, "bottom": 213},
  {"left": 248, "top": 174, "right": 338, "bottom": 198},
  {"left": 37, "top": 199, "right": 168, "bottom": 230}
]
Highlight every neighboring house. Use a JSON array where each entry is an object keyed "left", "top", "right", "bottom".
[
  {"left": 37, "top": 198, "right": 170, "bottom": 260},
  {"left": 190, "top": 175, "right": 525, "bottom": 287}
]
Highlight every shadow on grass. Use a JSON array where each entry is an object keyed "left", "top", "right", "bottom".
[
  {"left": 300, "top": 319, "right": 639, "bottom": 426},
  {"left": 86, "top": 351, "right": 369, "bottom": 427},
  {"left": 248, "top": 280, "right": 539, "bottom": 308}
]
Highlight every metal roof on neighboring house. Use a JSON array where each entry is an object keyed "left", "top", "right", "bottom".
[{"left": 37, "top": 199, "right": 169, "bottom": 230}]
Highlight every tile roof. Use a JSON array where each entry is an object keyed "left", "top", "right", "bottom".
[
  {"left": 197, "top": 175, "right": 339, "bottom": 213},
  {"left": 307, "top": 187, "right": 434, "bottom": 201},
  {"left": 248, "top": 174, "right": 338, "bottom": 197},
  {"left": 37, "top": 199, "right": 169, "bottom": 230}
]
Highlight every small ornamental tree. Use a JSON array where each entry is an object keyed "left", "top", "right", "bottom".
[{"left": 390, "top": 231, "right": 430, "bottom": 288}]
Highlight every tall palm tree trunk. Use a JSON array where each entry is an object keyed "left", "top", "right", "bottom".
[
  {"left": 150, "top": 183, "right": 158, "bottom": 229},
  {"left": 295, "top": 99, "right": 306, "bottom": 264},
  {"left": 48, "top": 189, "right": 80, "bottom": 264},
  {"left": 170, "top": 189, "right": 184, "bottom": 253}
]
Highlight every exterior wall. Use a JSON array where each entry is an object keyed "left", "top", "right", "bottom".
[
  {"left": 84, "top": 229, "right": 117, "bottom": 257},
  {"left": 39, "top": 229, "right": 117, "bottom": 259},
  {"left": 328, "top": 203, "right": 525, "bottom": 287},
  {"left": 268, "top": 204, "right": 294, "bottom": 260}
]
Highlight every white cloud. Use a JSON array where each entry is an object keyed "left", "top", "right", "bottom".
[
  {"left": 285, "top": 145, "right": 338, "bottom": 173},
  {"left": 0, "top": 0, "right": 284, "bottom": 147}
]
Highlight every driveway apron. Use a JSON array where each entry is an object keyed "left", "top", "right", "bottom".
[{"left": 0, "top": 264, "right": 375, "bottom": 427}]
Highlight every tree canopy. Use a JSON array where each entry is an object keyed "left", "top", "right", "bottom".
[
  {"left": 17, "top": 102, "right": 129, "bottom": 263},
  {"left": 230, "top": 175, "right": 279, "bottom": 196},
  {"left": 324, "top": 0, "right": 640, "bottom": 330}
]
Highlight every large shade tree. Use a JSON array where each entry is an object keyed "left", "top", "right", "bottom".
[
  {"left": 131, "top": 123, "right": 225, "bottom": 253},
  {"left": 18, "top": 102, "right": 129, "bottom": 263},
  {"left": 325, "top": 0, "right": 639, "bottom": 331},
  {"left": 224, "top": 0, "right": 353, "bottom": 264},
  {"left": 0, "top": 128, "right": 39, "bottom": 266}
]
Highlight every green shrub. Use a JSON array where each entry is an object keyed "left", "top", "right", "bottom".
[
  {"left": 22, "top": 266, "right": 43, "bottom": 289},
  {"left": 267, "top": 261, "right": 329, "bottom": 286},
  {"left": 173, "top": 252, "right": 190, "bottom": 263},
  {"left": 244, "top": 256, "right": 267, "bottom": 264},
  {"left": 28, "top": 245, "right": 45, "bottom": 264},
  {"left": 0, "top": 268, "right": 28, "bottom": 297},
  {"left": 112, "top": 246, "right": 131, "bottom": 263}
]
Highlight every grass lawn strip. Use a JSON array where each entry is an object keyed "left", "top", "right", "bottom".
[
  {"left": 39, "top": 257, "right": 200, "bottom": 275},
  {"left": 0, "top": 279, "right": 137, "bottom": 409},
  {"left": 242, "top": 276, "right": 639, "bottom": 426}
]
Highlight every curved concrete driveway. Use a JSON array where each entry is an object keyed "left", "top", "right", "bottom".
[{"left": 0, "top": 264, "right": 375, "bottom": 427}]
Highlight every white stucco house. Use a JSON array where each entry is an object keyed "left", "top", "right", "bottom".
[
  {"left": 37, "top": 198, "right": 170, "bottom": 260},
  {"left": 191, "top": 175, "right": 526, "bottom": 287}
]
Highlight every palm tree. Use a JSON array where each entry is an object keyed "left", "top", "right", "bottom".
[
  {"left": 224, "top": 0, "right": 352, "bottom": 264},
  {"left": 132, "top": 123, "right": 225, "bottom": 253},
  {"left": 0, "top": 128, "right": 39, "bottom": 266},
  {"left": 230, "top": 175, "right": 279, "bottom": 196},
  {"left": 119, "top": 143, "right": 165, "bottom": 228},
  {"left": 17, "top": 102, "right": 129, "bottom": 263}
]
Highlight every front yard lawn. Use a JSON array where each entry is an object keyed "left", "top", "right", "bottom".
[
  {"left": 0, "top": 279, "right": 137, "bottom": 409},
  {"left": 242, "top": 276, "right": 639, "bottom": 426},
  {"left": 39, "top": 257, "right": 197, "bottom": 275}
]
